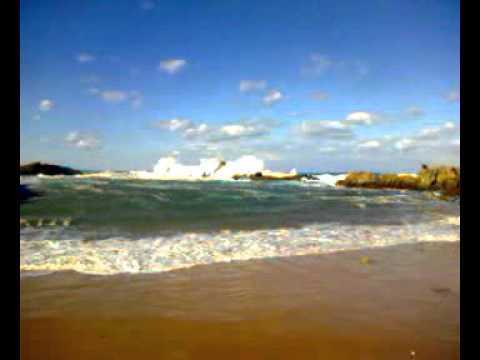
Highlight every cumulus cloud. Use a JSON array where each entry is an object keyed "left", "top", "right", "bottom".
[
  {"left": 317, "top": 146, "right": 337, "bottom": 154},
  {"left": 154, "top": 118, "right": 275, "bottom": 142},
  {"left": 100, "top": 90, "right": 128, "bottom": 103},
  {"left": 89, "top": 89, "right": 142, "bottom": 108},
  {"left": 394, "top": 122, "right": 458, "bottom": 152},
  {"left": 406, "top": 106, "right": 425, "bottom": 117},
  {"left": 76, "top": 53, "right": 95, "bottom": 63},
  {"left": 394, "top": 138, "right": 416, "bottom": 151},
  {"left": 345, "top": 111, "right": 379, "bottom": 125},
  {"left": 445, "top": 89, "right": 460, "bottom": 102},
  {"left": 65, "top": 132, "right": 101, "bottom": 150},
  {"left": 210, "top": 122, "right": 270, "bottom": 141},
  {"left": 417, "top": 121, "right": 456, "bottom": 140},
  {"left": 288, "top": 111, "right": 311, "bottom": 117},
  {"left": 39, "top": 99, "right": 54, "bottom": 111},
  {"left": 300, "top": 120, "right": 353, "bottom": 139},
  {"left": 302, "top": 54, "right": 333, "bottom": 77},
  {"left": 158, "top": 59, "right": 187, "bottom": 74},
  {"left": 239, "top": 80, "right": 267, "bottom": 92},
  {"left": 154, "top": 118, "right": 193, "bottom": 131},
  {"left": 184, "top": 123, "right": 209, "bottom": 139},
  {"left": 357, "top": 140, "right": 381, "bottom": 149},
  {"left": 263, "top": 90, "right": 284, "bottom": 106}
]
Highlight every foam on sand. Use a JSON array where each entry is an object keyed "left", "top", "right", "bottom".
[{"left": 21, "top": 216, "right": 459, "bottom": 275}]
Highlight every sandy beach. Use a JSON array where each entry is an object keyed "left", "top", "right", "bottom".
[{"left": 21, "top": 241, "right": 459, "bottom": 360}]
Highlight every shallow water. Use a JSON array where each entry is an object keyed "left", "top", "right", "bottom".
[{"left": 20, "top": 176, "right": 459, "bottom": 275}]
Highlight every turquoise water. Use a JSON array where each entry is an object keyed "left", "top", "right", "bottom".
[{"left": 20, "top": 176, "right": 460, "bottom": 274}]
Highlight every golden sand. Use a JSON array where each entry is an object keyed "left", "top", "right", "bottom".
[{"left": 21, "top": 242, "right": 459, "bottom": 360}]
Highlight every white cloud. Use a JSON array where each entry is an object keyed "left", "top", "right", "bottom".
[
  {"left": 90, "top": 88, "right": 142, "bottom": 108},
  {"left": 158, "top": 59, "right": 187, "bottom": 74},
  {"left": 216, "top": 124, "right": 267, "bottom": 140},
  {"left": 288, "top": 111, "right": 311, "bottom": 117},
  {"left": 87, "top": 88, "right": 100, "bottom": 95},
  {"left": 263, "top": 90, "right": 284, "bottom": 106},
  {"left": 101, "top": 90, "right": 128, "bottom": 103},
  {"left": 238, "top": 80, "right": 267, "bottom": 92},
  {"left": 39, "top": 99, "right": 54, "bottom": 112},
  {"left": 239, "top": 80, "right": 267, "bottom": 92},
  {"left": 210, "top": 119, "right": 275, "bottom": 142},
  {"left": 445, "top": 89, "right": 460, "bottom": 102},
  {"left": 444, "top": 121, "right": 456, "bottom": 129},
  {"left": 418, "top": 121, "right": 457, "bottom": 140},
  {"left": 394, "top": 138, "right": 416, "bottom": 151},
  {"left": 221, "top": 125, "right": 252, "bottom": 136},
  {"left": 300, "top": 120, "right": 353, "bottom": 139},
  {"left": 406, "top": 106, "right": 425, "bottom": 117},
  {"left": 154, "top": 118, "right": 275, "bottom": 143},
  {"left": 65, "top": 132, "right": 101, "bottom": 150},
  {"left": 317, "top": 146, "right": 337, "bottom": 154},
  {"left": 184, "top": 123, "right": 209, "bottom": 138},
  {"left": 358, "top": 140, "right": 381, "bottom": 149},
  {"left": 154, "top": 118, "right": 193, "bottom": 131},
  {"left": 393, "top": 121, "right": 458, "bottom": 153},
  {"left": 345, "top": 111, "right": 378, "bottom": 125},
  {"left": 302, "top": 54, "right": 333, "bottom": 77},
  {"left": 76, "top": 53, "right": 95, "bottom": 63}
]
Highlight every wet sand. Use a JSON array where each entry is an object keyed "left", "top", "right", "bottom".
[{"left": 21, "top": 242, "right": 459, "bottom": 359}]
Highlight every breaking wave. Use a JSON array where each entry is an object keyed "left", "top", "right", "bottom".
[
  {"left": 21, "top": 216, "right": 459, "bottom": 276},
  {"left": 301, "top": 174, "right": 347, "bottom": 187}
]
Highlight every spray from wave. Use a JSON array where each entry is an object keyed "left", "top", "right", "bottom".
[
  {"left": 129, "top": 155, "right": 296, "bottom": 181},
  {"left": 302, "top": 174, "right": 347, "bottom": 187}
]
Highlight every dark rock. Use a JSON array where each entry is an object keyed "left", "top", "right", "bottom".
[
  {"left": 20, "top": 162, "right": 82, "bottom": 176},
  {"left": 20, "top": 184, "right": 40, "bottom": 202}
]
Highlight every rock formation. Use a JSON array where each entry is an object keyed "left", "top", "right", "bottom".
[
  {"left": 336, "top": 165, "right": 460, "bottom": 197},
  {"left": 20, "top": 184, "right": 40, "bottom": 202},
  {"left": 20, "top": 162, "right": 83, "bottom": 176}
]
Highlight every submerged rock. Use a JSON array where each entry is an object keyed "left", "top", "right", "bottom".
[
  {"left": 251, "top": 170, "right": 301, "bottom": 181},
  {"left": 233, "top": 170, "right": 302, "bottom": 181},
  {"left": 20, "top": 161, "right": 82, "bottom": 176},
  {"left": 20, "top": 184, "right": 40, "bottom": 202}
]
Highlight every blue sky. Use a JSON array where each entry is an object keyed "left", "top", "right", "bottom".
[{"left": 20, "top": 0, "right": 459, "bottom": 172}]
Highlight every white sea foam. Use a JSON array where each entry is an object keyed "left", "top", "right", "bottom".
[
  {"left": 302, "top": 174, "right": 347, "bottom": 187},
  {"left": 129, "top": 155, "right": 292, "bottom": 181},
  {"left": 20, "top": 217, "right": 459, "bottom": 275}
]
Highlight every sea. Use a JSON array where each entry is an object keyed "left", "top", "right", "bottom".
[{"left": 20, "top": 173, "right": 460, "bottom": 275}]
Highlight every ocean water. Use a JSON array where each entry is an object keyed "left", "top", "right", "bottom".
[{"left": 20, "top": 175, "right": 460, "bottom": 275}]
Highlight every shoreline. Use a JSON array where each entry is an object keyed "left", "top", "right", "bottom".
[{"left": 21, "top": 241, "right": 459, "bottom": 359}]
